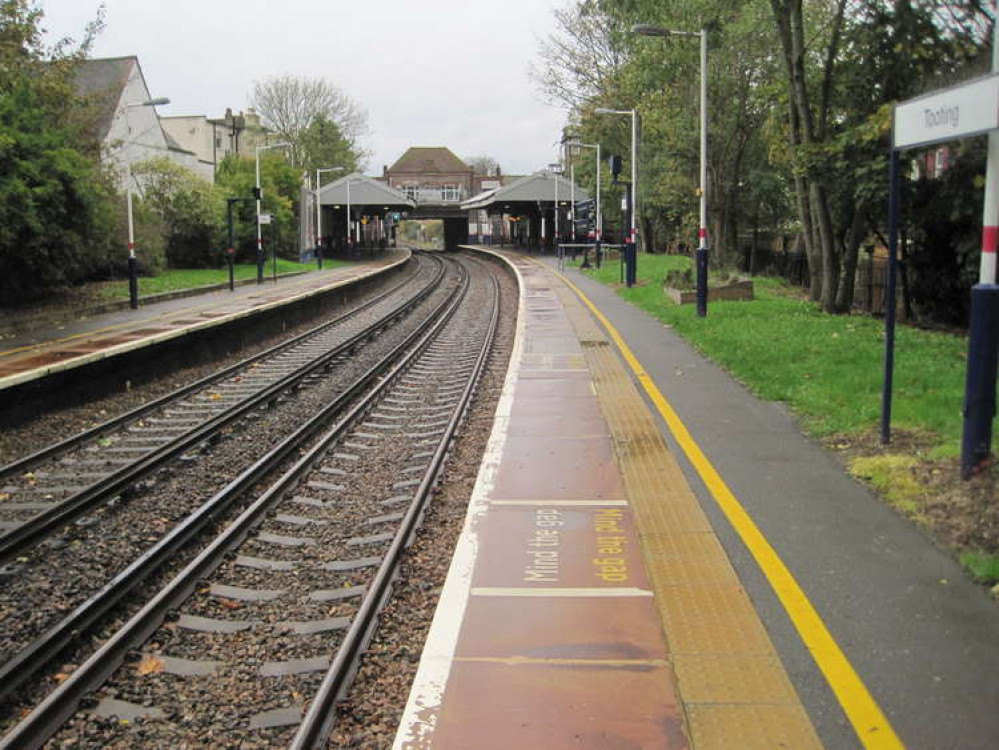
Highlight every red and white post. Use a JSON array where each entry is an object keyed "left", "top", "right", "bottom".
[{"left": 960, "top": 10, "right": 999, "bottom": 477}]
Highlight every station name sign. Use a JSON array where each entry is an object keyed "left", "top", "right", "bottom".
[{"left": 894, "top": 74, "right": 999, "bottom": 150}]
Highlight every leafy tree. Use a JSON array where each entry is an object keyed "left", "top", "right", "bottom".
[
  {"left": 215, "top": 153, "right": 301, "bottom": 263},
  {"left": 131, "top": 157, "right": 223, "bottom": 268},
  {"left": 0, "top": 0, "right": 119, "bottom": 304},
  {"left": 539, "top": 0, "right": 992, "bottom": 323},
  {"left": 298, "top": 115, "right": 360, "bottom": 175}
]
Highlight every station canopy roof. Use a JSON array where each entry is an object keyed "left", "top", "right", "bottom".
[
  {"left": 461, "top": 170, "right": 590, "bottom": 213},
  {"left": 319, "top": 173, "right": 415, "bottom": 210}
]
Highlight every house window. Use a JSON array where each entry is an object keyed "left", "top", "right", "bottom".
[
  {"left": 441, "top": 184, "right": 460, "bottom": 201},
  {"left": 402, "top": 185, "right": 419, "bottom": 201}
]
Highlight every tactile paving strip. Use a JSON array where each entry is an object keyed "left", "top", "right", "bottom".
[{"left": 549, "top": 269, "right": 822, "bottom": 750}]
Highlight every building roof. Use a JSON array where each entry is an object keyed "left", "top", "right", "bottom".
[
  {"left": 387, "top": 147, "right": 471, "bottom": 174},
  {"left": 73, "top": 56, "right": 137, "bottom": 140},
  {"left": 462, "top": 170, "right": 590, "bottom": 211},
  {"left": 318, "top": 173, "right": 415, "bottom": 209},
  {"left": 161, "top": 129, "right": 196, "bottom": 156}
]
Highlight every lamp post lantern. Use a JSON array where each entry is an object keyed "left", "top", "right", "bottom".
[
  {"left": 633, "top": 23, "right": 709, "bottom": 316},
  {"left": 123, "top": 97, "right": 170, "bottom": 309},
  {"left": 315, "top": 166, "right": 345, "bottom": 268}
]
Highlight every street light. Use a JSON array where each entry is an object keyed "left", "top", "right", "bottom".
[
  {"left": 633, "top": 23, "right": 709, "bottom": 316},
  {"left": 595, "top": 107, "right": 637, "bottom": 285},
  {"left": 548, "top": 162, "right": 562, "bottom": 252},
  {"left": 255, "top": 142, "right": 291, "bottom": 283},
  {"left": 315, "top": 166, "right": 345, "bottom": 268},
  {"left": 568, "top": 139, "right": 602, "bottom": 267},
  {"left": 123, "top": 97, "right": 170, "bottom": 309}
]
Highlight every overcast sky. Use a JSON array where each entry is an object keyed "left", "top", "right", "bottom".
[{"left": 39, "top": 0, "right": 570, "bottom": 176}]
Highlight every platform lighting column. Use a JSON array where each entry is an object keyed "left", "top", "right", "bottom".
[
  {"left": 548, "top": 163, "right": 562, "bottom": 252},
  {"left": 255, "top": 142, "right": 291, "bottom": 283},
  {"left": 316, "top": 166, "right": 345, "bottom": 268},
  {"left": 633, "top": 23, "right": 708, "bottom": 315},
  {"left": 123, "top": 97, "right": 170, "bottom": 309},
  {"left": 570, "top": 164, "right": 576, "bottom": 243}
]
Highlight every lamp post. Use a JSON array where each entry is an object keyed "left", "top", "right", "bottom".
[
  {"left": 633, "top": 23, "right": 709, "bottom": 316},
  {"left": 548, "top": 162, "right": 562, "bottom": 252},
  {"left": 255, "top": 142, "right": 291, "bottom": 283},
  {"left": 123, "top": 97, "right": 170, "bottom": 310},
  {"left": 568, "top": 140, "right": 602, "bottom": 266},
  {"left": 316, "top": 166, "right": 345, "bottom": 268}
]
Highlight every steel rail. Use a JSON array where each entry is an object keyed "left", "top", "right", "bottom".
[
  {"left": 0, "top": 255, "right": 419, "bottom": 482},
  {"left": 292, "top": 259, "right": 501, "bottom": 748},
  {"left": 0, "top": 256, "right": 444, "bottom": 564},
  {"left": 0, "top": 257, "right": 450, "bottom": 703},
  {"left": 0, "top": 260, "right": 470, "bottom": 749}
]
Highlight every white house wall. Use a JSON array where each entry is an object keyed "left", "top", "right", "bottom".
[{"left": 104, "top": 63, "right": 208, "bottom": 185}]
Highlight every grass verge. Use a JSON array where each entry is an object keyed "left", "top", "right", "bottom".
[
  {"left": 580, "top": 253, "right": 998, "bottom": 589},
  {"left": 102, "top": 258, "right": 335, "bottom": 301}
]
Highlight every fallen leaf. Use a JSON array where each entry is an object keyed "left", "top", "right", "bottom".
[
  {"left": 219, "top": 598, "right": 242, "bottom": 610},
  {"left": 136, "top": 655, "right": 165, "bottom": 675},
  {"left": 54, "top": 673, "right": 71, "bottom": 683},
  {"left": 210, "top": 393, "right": 222, "bottom": 401},
  {"left": 0, "top": 493, "right": 9, "bottom": 502}
]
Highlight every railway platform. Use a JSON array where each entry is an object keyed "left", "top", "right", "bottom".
[
  {"left": 0, "top": 251, "right": 409, "bottom": 420},
  {"left": 395, "top": 248, "right": 999, "bottom": 749}
]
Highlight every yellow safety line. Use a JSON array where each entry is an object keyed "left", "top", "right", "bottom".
[{"left": 559, "top": 272, "right": 903, "bottom": 750}]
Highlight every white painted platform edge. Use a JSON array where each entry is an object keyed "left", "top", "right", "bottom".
[{"left": 392, "top": 247, "right": 526, "bottom": 749}]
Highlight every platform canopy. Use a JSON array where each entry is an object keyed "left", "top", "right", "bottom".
[
  {"left": 461, "top": 170, "right": 590, "bottom": 214},
  {"left": 318, "top": 172, "right": 415, "bottom": 211}
]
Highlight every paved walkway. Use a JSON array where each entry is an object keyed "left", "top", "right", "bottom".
[{"left": 544, "top": 253, "right": 999, "bottom": 749}]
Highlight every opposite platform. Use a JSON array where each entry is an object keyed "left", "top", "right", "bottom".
[
  {"left": 0, "top": 251, "right": 409, "bottom": 394},
  {"left": 393, "top": 250, "right": 820, "bottom": 748}
]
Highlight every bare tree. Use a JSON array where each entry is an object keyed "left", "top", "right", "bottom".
[
  {"left": 530, "top": 0, "right": 627, "bottom": 108},
  {"left": 249, "top": 74, "right": 368, "bottom": 165},
  {"left": 465, "top": 155, "right": 501, "bottom": 176}
]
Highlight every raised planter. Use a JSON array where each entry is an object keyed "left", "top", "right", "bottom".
[{"left": 664, "top": 278, "right": 754, "bottom": 305}]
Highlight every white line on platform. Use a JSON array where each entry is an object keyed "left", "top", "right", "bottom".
[
  {"left": 490, "top": 499, "right": 629, "bottom": 507},
  {"left": 472, "top": 587, "right": 653, "bottom": 598}
]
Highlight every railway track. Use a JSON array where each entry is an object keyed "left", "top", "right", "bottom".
[
  {"left": 0, "top": 253, "right": 460, "bottom": 708},
  {"left": 0, "top": 253, "right": 501, "bottom": 748},
  {"left": 0, "top": 254, "right": 441, "bottom": 561}
]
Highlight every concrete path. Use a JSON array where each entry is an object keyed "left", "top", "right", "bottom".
[{"left": 549, "top": 256, "right": 999, "bottom": 750}]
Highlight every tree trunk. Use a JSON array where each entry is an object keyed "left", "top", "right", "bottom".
[
  {"left": 772, "top": 0, "right": 822, "bottom": 300},
  {"left": 773, "top": 0, "right": 843, "bottom": 310},
  {"left": 835, "top": 207, "right": 865, "bottom": 312}
]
